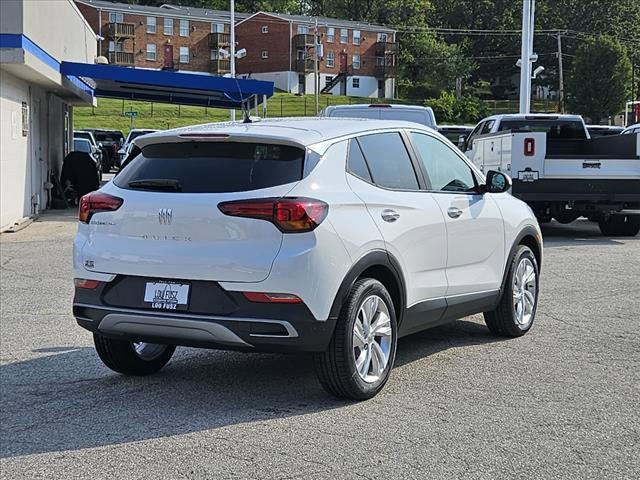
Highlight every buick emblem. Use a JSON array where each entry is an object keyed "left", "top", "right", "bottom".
[{"left": 158, "top": 208, "right": 173, "bottom": 225}]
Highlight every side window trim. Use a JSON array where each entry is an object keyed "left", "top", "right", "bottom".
[
  {"left": 346, "top": 138, "right": 373, "bottom": 182},
  {"left": 407, "top": 130, "right": 482, "bottom": 195}
]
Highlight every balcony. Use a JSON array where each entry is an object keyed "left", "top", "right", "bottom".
[
  {"left": 375, "top": 41, "right": 399, "bottom": 56},
  {"left": 208, "top": 32, "right": 231, "bottom": 48},
  {"left": 210, "top": 59, "right": 231, "bottom": 75},
  {"left": 294, "top": 34, "right": 315, "bottom": 48},
  {"left": 375, "top": 64, "right": 397, "bottom": 78},
  {"left": 107, "top": 51, "right": 134, "bottom": 66},
  {"left": 296, "top": 58, "right": 315, "bottom": 73},
  {"left": 108, "top": 22, "right": 135, "bottom": 38}
]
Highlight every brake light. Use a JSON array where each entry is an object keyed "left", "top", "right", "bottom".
[
  {"left": 524, "top": 138, "right": 535, "bottom": 156},
  {"left": 218, "top": 197, "right": 328, "bottom": 233},
  {"left": 74, "top": 278, "right": 101, "bottom": 289},
  {"left": 79, "top": 192, "right": 123, "bottom": 223},
  {"left": 242, "top": 292, "right": 302, "bottom": 304}
]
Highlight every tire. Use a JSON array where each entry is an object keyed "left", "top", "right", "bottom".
[
  {"left": 598, "top": 216, "right": 640, "bottom": 237},
  {"left": 314, "top": 278, "right": 398, "bottom": 400},
  {"left": 484, "top": 245, "right": 539, "bottom": 337},
  {"left": 553, "top": 212, "right": 579, "bottom": 224},
  {"left": 93, "top": 333, "right": 175, "bottom": 376}
]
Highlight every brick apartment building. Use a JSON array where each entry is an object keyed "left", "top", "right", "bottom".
[{"left": 75, "top": 0, "right": 397, "bottom": 99}]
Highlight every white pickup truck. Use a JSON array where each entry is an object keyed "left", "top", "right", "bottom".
[{"left": 465, "top": 114, "right": 640, "bottom": 236}]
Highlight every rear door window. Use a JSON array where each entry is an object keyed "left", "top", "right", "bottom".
[
  {"left": 357, "top": 132, "right": 419, "bottom": 190},
  {"left": 114, "top": 142, "right": 305, "bottom": 193},
  {"left": 346, "top": 139, "right": 372, "bottom": 182}
]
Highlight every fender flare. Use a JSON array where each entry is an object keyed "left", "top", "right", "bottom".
[
  {"left": 328, "top": 250, "right": 406, "bottom": 323},
  {"left": 499, "top": 225, "right": 542, "bottom": 298}
]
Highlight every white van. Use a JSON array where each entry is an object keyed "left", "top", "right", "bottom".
[{"left": 320, "top": 104, "right": 437, "bottom": 129}]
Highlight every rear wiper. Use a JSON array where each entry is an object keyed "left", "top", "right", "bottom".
[{"left": 127, "top": 179, "right": 182, "bottom": 191}]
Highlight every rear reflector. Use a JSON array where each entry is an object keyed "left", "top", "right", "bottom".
[
  {"left": 218, "top": 197, "right": 328, "bottom": 233},
  {"left": 74, "top": 278, "right": 101, "bottom": 289},
  {"left": 79, "top": 192, "right": 123, "bottom": 223},
  {"left": 524, "top": 138, "right": 535, "bottom": 156},
  {"left": 242, "top": 292, "right": 302, "bottom": 304}
]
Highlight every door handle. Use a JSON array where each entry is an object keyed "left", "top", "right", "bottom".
[
  {"left": 381, "top": 209, "right": 400, "bottom": 223},
  {"left": 447, "top": 207, "right": 463, "bottom": 219}
]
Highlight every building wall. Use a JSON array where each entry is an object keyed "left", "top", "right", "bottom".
[
  {"left": 236, "top": 13, "right": 291, "bottom": 75},
  {"left": 76, "top": 2, "right": 229, "bottom": 73}
]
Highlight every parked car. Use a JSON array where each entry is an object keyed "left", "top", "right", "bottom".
[
  {"left": 319, "top": 104, "right": 438, "bottom": 129},
  {"left": 622, "top": 123, "right": 640, "bottom": 135},
  {"left": 466, "top": 114, "right": 640, "bottom": 235},
  {"left": 73, "top": 118, "right": 542, "bottom": 400},
  {"left": 81, "top": 129, "right": 124, "bottom": 172},
  {"left": 73, "top": 130, "right": 103, "bottom": 167},
  {"left": 438, "top": 125, "right": 474, "bottom": 150},
  {"left": 586, "top": 125, "right": 624, "bottom": 138},
  {"left": 118, "top": 129, "right": 159, "bottom": 166},
  {"left": 72, "top": 138, "right": 102, "bottom": 181}
]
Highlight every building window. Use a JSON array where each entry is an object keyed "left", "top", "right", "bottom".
[
  {"left": 353, "top": 30, "right": 361, "bottom": 45},
  {"left": 352, "top": 54, "right": 361, "bottom": 69},
  {"left": 147, "top": 16, "right": 156, "bottom": 34},
  {"left": 179, "top": 46, "right": 189, "bottom": 63},
  {"left": 179, "top": 19, "right": 189, "bottom": 37},
  {"left": 297, "top": 25, "right": 309, "bottom": 34},
  {"left": 352, "top": 77, "right": 360, "bottom": 88},
  {"left": 297, "top": 49, "right": 305, "bottom": 60},
  {"left": 210, "top": 49, "right": 219, "bottom": 60},
  {"left": 261, "top": 50, "right": 269, "bottom": 59},
  {"left": 262, "top": 25, "right": 268, "bottom": 34},
  {"left": 146, "top": 44, "right": 156, "bottom": 61},
  {"left": 377, "top": 32, "right": 388, "bottom": 42},
  {"left": 164, "top": 18, "right": 173, "bottom": 35},
  {"left": 376, "top": 56, "right": 385, "bottom": 66},
  {"left": 108, "top": 41, "right": 123, "bottom": 52},
  {"left": 212, "top": 23, "right": 225, "bottom": 33},
  {"left": 326, "top": 51, "right": 335, "bottom": 67},
  {"left": 340, "top": 29, "right": 348, "bottom": 44},
  {"left": 109, "top": 12, "right": 124, "bottom": 23},
  {"left": 325, "top": 76, "right": 333, "bottom": 87},
  {"left": 326, "top": 27, "right": 335, "bottom": 43}
]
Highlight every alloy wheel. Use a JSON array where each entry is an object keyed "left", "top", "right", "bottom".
[
  {"left": 352, "top": 295, "right": 393, "bottom": 383},
  {"left": 512, "top": 257, "right": 537, "bottom": 329}
]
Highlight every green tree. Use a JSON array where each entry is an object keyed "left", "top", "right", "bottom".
[{"left": 566, "top": 36, "right": 631, "bottom": 123}]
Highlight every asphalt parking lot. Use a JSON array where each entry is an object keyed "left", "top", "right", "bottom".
[{"left": 1, "top": 212, "right": 638, "bottom": 479}]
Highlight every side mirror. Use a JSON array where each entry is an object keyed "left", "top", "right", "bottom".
[
  {"left": 484, "top": 170, "right": 511, "bottom": 194},
  {"left": 457, "top": 134, "right": 467, "bottom": 149}
]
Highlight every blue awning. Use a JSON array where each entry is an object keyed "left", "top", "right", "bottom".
[{"left": 60, "top": 62, "right": 274, "bottom": 108}]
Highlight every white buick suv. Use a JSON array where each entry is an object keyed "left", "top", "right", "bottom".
[{"left": 73, "top": 118, "right": 542, "bottom": 399}]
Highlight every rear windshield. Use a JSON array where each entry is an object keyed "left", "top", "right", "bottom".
[
  {"left": 499, "top": 120, "right": 586, "bottom": 139},
  {"left": 129, "top": 131, "right": 155, "bottom": 141},
  {"left": 115, "top": 142, "right": 305, "bottom": 193},
  {"left": 94, "top": 133, "right": 118, "bottom": 142}
]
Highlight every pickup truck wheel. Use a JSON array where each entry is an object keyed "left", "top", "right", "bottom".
[
  {"left": 598, "top": 216, "right": 639, "bottom": 236},
  {"left": 484, "top": 245, "right": 539, "bottom": 337},
  {"left": 314, "top": 278, "right": 397, "bottom": 400},
  {"left": 93, "top": 334, "right": 175, "bottom": 375}
]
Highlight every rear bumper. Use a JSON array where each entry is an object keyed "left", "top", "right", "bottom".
[
  {"left": 75, "top": 304, "right": 336, "bottom": 353},
  {"left": 73, "top": 276, "right": 337, "bottom": 353}
]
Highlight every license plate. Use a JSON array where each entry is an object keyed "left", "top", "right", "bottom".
[{"left": 144, "top": 281, "right": 190, "bottom": 311}]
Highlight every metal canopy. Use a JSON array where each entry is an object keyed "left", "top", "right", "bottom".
[{"left": 60, "top": 62, "right": 274, "bottom": 108}]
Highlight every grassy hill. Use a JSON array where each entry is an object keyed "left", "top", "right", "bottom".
[{"left": 73, "top": 93, "right": 402, "bottom": 134}]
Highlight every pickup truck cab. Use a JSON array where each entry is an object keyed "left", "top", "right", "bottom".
[
  {"left": 466, "top": 114, "right": 640, "bottom": 236},
  {"left": 320, "top": 104, "right": 437, "bottom": 130}
]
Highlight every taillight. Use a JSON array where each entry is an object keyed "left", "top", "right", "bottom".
[
  {"left": 524, "top": 138, "right": 535, "bottom": 156},
  {"left": 79, "top": 192, "right": 123, "bottom": 223},
  {"left": 74, "top": 278, "right": 101, "bottom": 289},
  {"left": 242, "top": 292, "right": 302, "bottom": 304},
  {"left": 218, "top": 197, "right": 328, "bottom": 233}
]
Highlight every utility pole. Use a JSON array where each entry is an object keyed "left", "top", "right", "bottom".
[
  {"left": 230, "top": 0, "right": 236, "bottom": 121},
  {"left": 518, "top": 0, "right": 535, "bottom": 114},
  {"left": 556, "top": 33, "right": 564, "bottom": 113},
  {"left": 314, "top": 18, "right": 320, "bottom": 115}
]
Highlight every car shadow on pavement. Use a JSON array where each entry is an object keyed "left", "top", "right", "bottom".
[
  {"left": 540, "top": 219, "right": 628, "bottom": 247},
  {"left": 0, "top": 319, "right": 501, "bottom": 458}
]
